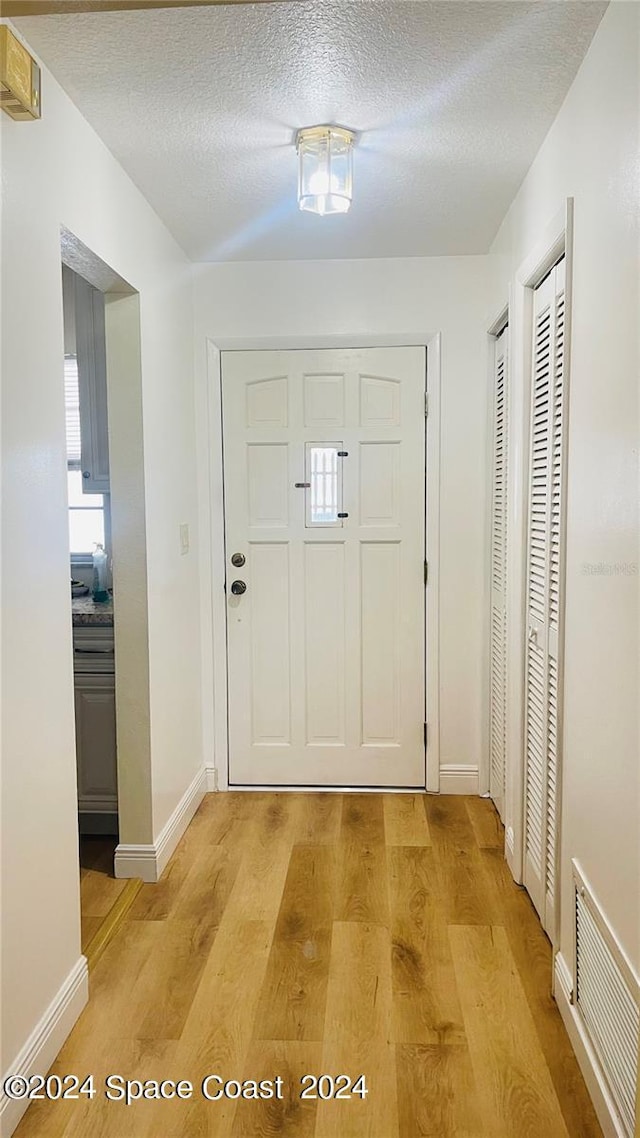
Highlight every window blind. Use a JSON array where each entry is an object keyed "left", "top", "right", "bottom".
[{"left": 64, "top": 354, "right": 81, "bottom": 469}]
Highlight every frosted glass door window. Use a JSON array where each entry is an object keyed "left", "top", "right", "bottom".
[{"left": 306, "top": 444, "right": 343, "bottom": 527}]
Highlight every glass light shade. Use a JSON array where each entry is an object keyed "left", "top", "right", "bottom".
[{"left": 296, "top": 126, "right": 355, "bottom": 216}]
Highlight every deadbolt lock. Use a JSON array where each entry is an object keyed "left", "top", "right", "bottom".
[{"left": 231, "top": 552, "right": 245, "bottom": 567}]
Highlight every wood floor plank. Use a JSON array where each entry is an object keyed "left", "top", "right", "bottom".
[
  {"left": 223, "top": 842, "right": 292, "bottom": 926},
  {"left": 230, "top": 1040, "right": 323, "bottom": 1137},
  {"left": 156, "top": 917, "right": 275, "bottom": 1137},
  {"left": 133, "top": 919, "right": 221, "bottom": 1040},
  {"left": 293, "top": 793, "right": 342, "bottom": 846},
  {"left": 127, "top": 813, "right": 218, "bottom": 922},
  {"left": 81, "top": 914, "right": 103, "bottom": 949},
  {"left": 425, "top": 796, "right": 497, "bottom": 925},
  {"left": 79, "top": 851, "right": 240, "bottom": 1043},
  {"left": 79, "top": 864, "right": 127, "bottom": 919},
  {"left": 315, "top": 921, "right": 398, "bottom": 1138},
  {"left": 272, "top": 844, "right": 336, "bottom": 938},
  {"left": 384, "top": 793, "right": 431, "bottom": 846},
  {"left": 389, "top": 846, "right": 466, "bottom": 1044},
  {"left": 336, "top": 794, "right": 389, "bottom": 925},
  {"left": 82, "top": 917, "right": 220, "bottom": 1044},
  {"left": 79, "top": 836, "right": 128, "bottom": 951},
  {"left": 192, "top": 790, "right": 262, "bottom": 848},
  {"left": 60, "top": 1040, "right": 180, "bottom": 1138},
  {"left": 84, "top": 878, "right": 143, "bottom": 970},
  {"left": 58, "top": 919, "right": 163, "bottom": 1048},
  {"left": 449, "top": 924, "right": 570, "bottom": 1137},
  {"left": 254, "top": 845, "right": 336, "bottom": 1041},
  {"left": 171, "top": 844, "right": 241, "bottom": 925},
  {"left": 130, "top": 841, "right": 238, "bottom": 922},
  {"left": 480, "top": 846, "right": 603, "bottom": 1138},
  {"left": 222, "top": 797, "right": 300, "bottom": 926},
  {"left": 464, "top": 796, "right": 504, "bottom": 849},
  {"left": 12, "top": 1038, "right": 179, "bottom": 1138},
  {"left": 396, "top": 1043, "right": 483, "bottom": 1138}
]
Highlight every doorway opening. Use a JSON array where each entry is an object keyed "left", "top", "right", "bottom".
[
  {"left": 60, "top": 227, "right": 153, "bottom": 954},
  {"left": 62, "top": 264, "right": 118, "bottom": 842}
]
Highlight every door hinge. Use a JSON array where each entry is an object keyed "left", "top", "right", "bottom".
[
  {"left": 423, "top": 722, "right": 428, "bottom": 747},
  {"left": 424, "top": 560, "right": 428, "bottom": 585},
  {"left": 424, "top": 392, "right": 429, "bottom": 417}
]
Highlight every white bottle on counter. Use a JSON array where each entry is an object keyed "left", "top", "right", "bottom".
[{"left": 92, "top": 543, "right": 109, "bottom": 602}]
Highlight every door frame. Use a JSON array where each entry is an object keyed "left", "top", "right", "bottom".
[
  {"left": 202, "top": 333, "right": 442, "bottom": 792},
  {"left": 506, "top": 200, "right": 574, "bottom": 953},
  {"left": 61, "top": 229, "right": 155, "bottom": 856}
]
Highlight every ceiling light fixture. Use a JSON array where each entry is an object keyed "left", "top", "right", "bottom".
[{"left": 296, "top": 125, "right": 356, "bottom": 217}]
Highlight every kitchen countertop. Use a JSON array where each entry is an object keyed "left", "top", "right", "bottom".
[{"left": 72, "top": 592, "right": 114, "bottom": 626}]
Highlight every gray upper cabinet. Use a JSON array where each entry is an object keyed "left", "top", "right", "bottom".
[{"left": 75, "top": 275, "right": 110, "bottom": 495}]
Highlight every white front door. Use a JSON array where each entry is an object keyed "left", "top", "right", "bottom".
[{"left": 222, "top": 346, "right": 426, "bottom": 787}]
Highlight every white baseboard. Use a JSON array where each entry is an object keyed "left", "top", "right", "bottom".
[
  {"left": 115, "top": 766, "right": 207, "bottom": 883},
  {"left": 553, "top": 952, "right": 629, "bottom": 1138},
  {"left": 113, "top": 842, "right": 157, "bottom": 882},
  {"left": 438, "top": 764, "right": 479, "bottom": 795},
  {"left": 1, "top": 957, "right": 88, "bottom": 1138},
  {"left": 504, "top": 824, "right": 524, "bottom": 884},
  {"left": 554, "top": 950, "right": 574, "bottom": 1006},
  {"left": 205, "top": 765, "right": 218, "bottom": 792}
]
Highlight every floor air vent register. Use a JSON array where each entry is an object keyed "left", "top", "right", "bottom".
[{"left": 573, "top": 863, "right": 639, "bottom": 1138}]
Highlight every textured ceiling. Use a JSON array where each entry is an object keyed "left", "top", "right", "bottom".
[{"left": 15, "top": 2, "right": 606, "bottom": 261}]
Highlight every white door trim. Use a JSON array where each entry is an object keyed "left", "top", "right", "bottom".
[
  {"left": 203, "top": 333, "right": 441, "bottom": 793},
  {"left": 506, "top": 199, "right": 574, "bottom": 900}
]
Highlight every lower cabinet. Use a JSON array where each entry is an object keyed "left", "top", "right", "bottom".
[{"left": 74, "top": 670, "right": 118, "bottom": 831}]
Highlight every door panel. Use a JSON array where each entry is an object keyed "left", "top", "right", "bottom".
[
  {"left": 249, "top": 542, "right": 291, "bottom": 745},
  {"left": 222, "top": 346, "right": 426, "bottom": 787},
  {"left": 523, "top": 258, "right": 567, "bottom": 937},
  {"left": 304, "top": 542, "right": 346, "bottom": 745},
  {"left": 489, "top": 325, "right": 508, "bottom": 819},
  {"left": 361, "top": 541, "right": 401, "bottom": 744}
]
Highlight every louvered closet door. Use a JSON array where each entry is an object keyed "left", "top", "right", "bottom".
[
  {"left": 523, "top": 258, "right": 566, "bottom": 938},
  {"left": 489, "top": 326, "right": 508, "bottom": 819}
]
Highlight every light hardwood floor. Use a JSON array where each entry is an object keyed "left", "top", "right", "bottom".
[
  {"left": 15, "top": 794, "right": 602, "bottom": 1137},
  {"left": 79, "top": 836, "right": 127, "bottom": 951}
]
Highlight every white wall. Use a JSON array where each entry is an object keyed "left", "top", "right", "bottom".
[
  {"left": 0, "top": 38, "right": 202, "bottom": 1078},
  {"left": 193, "top": 255, "right": 490, "bottom": 789},
  {"left": 488, "top": 1, "right": 639, "bottom": 971}
]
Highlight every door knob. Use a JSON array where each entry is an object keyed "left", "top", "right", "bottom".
[{"left": 230, "top": 580, "right": 247, "bottom": 595}]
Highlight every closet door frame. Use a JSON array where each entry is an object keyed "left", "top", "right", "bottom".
[{"left": 505, "top": 198, "right": 574, "bottom": 953}]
